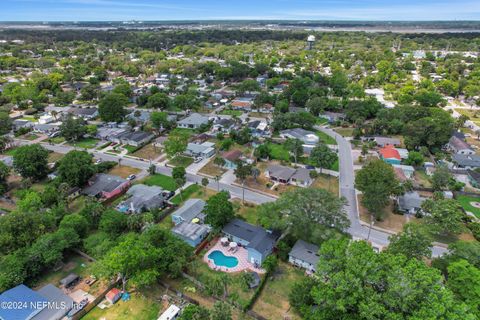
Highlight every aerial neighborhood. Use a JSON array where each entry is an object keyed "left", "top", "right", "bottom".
[{"left": 0, "top": 22, "right": 479, "bottom": 320}]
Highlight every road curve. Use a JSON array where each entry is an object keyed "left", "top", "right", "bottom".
[{"left": 316, "top": 127, "right": 448, "bottom": 257}]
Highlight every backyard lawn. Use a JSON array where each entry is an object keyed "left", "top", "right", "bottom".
[
  {"left": 457, "top": 195, "right": 480, "bottom": 219},
  {"left": 168, "top": 155, "right": 194, "bottom": 167},
  {"left": 171, "top": 184, "right": 201, "bottom": 205},
  {"left": 233, "top": 200, "right": 259, "bottom": 225},
  {"left": 266, "top": 143, "right": 290, "bottom": 162},
  {"left": 143, "top": 174, "right": 177, "bottom": 191},
  {"left": 69, "top": 137, "right": 100, "bottom": 149},
  {"left": 107, "top": 165, "right": 141, "bottom": 179},
  {"left": 82, "top": 289, "right": 162, "bottom": 320},
  {"left": 47, "top": 152, "right": 64, "bottom": 163},
  {"left": 252, "top": 262, "right": 304, "bottom": 320}
]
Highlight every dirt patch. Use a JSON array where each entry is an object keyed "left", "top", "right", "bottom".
[
  {"left": 132, "top": 143, "right": 164, "bottom": 160},
  {"left": 108, "top": 165, "right": 141, "bottom": 179},
  {"left": 198, "top": 158, "right": 227, "bottom": 177},
  {"left": 358, "top": 195, "right": 415, "bottom": 234}
]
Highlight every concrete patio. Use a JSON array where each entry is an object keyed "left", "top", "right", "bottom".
[{"left": 203, "top": 240, "right": 265, "bottom": 274}]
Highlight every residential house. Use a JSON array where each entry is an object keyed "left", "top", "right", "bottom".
[
  {"left": 82, "top": 173, "right": 130, "bottom": 200},
  {"left": 171, "top": 199, "right": 206, "bottom": 226},
  {"left": 452, "top": 154, "right": 480, "bottom": 170},
  {"left": 171, "top": 222, "right": 211, "bottom": 247},
  {"left": 13, "top": 119, "right": 33, "bottom": 131},
  {"left": 248, "top": 120, "right": 270, "bottom": 138},
  {"left": 222, "top": 218, "right": 280, "bottom": 265},
  {"left": 114, "top": 131, "right": 154, "bottom": 147},
  {"left": 280, "top": 128, "right": 319, "bottom": 145},
  {"left": 379, "top": 145, "right": 402, "bottom": 165},
  {"left": 0, "top": 284, "right": 73, "bottom": 320},
  {"left": 221, "top": 150, "right": 243, "bottom": 169},
  {"left": 38, "top": 114, "right": 55, "bottom": 124},
  {"left": 230, "top": 97, "right": 254, "bottom": 111},
  {"left": 185, "top": 142, "right": 216, "bottom": 159},
  {"left": 96, "top": 126, "right": 128, "bottom": 141},
  {"left": 319, "top": 111, "right": 346, "bottom": 124},
  {"left": 424, "top": 162, "right": 436, "bottom": 176},
  {"left": 32, "top": 123, "right": 61, "bottom": 134},
  {"left": 288, "top": 240, "right": 320, "bottom": 272},
  {"left": 68, "top": 107, "right": 99, "bottom": 120},
  {"left": 213, "top": 117, "right": 236, "bottom": 133},
  {"left": 118, "top": 184, "right": 165, "bottom": 214},
  {"left": 177, "top": 113, "right": 210, "bottom": 129},
  {"left": 396, "top": 191, "right": 426, "bottom": 214},
  {"left": 126, "top": 109, "right": 151, "bottom": 124},
  {"left": 467, "top": 170, "right": 480, "bottom": 189},
  {"left": 447, "top": 135, "right": 475, "bottom": 155},
  {"left": 265, "top": 164, "right": 313, "bottom": 187}
]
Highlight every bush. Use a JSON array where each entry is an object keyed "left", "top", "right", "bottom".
[
  {"left": 95, "top": 161, "right": 117, "bottom": 173},
  {"left": 467, "top": 222, "right": 480, "bottom": 241}
]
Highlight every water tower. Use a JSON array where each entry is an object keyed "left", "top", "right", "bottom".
[{"left": 306, "top": 35, "right": 316, "bottom": 50}]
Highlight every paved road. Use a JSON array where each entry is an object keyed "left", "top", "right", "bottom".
[
  {"left": 316, "top": 127, "right": 448, "bottom": 257},
  {"left": 19, "top": 140, "right": 276, "bottom": 205}
]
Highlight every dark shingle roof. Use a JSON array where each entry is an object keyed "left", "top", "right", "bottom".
[
  {"left": 222, "top": 219, "right": 279, "bottom": 254},
  {"left": 289, "top": 240, "right": 320, "bottom": 266}
]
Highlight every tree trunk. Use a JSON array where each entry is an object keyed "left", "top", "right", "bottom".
[{"left": 242, "top": 181, "right": 245, "bottom": 204}]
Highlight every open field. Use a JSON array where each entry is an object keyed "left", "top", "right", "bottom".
[
  {"left": 69, "top": 137, "right": 100, "bottom": 149},
  {"left": 266, "top": 143, "right": 290, "bottom": 162},
  {"left": 108, "top": 165, "right": 141, "bottom": 179},
  {"left": 142, "top": 173, "right": 177, "bottom": 191},
  {"left": 312, "top": 174, "right": 339, "bottom": 195},
  {"left": 168, "top": 155, "right": 194, "bottom": 167},
  {"left": 252, "top": 262, "right": 304, "bottom": 320},
  {"left": 131, "top": 143, "right": 163, "bottom": 160},
  {"left": 219, "top": 109, "right": 243, "bottom": 117},
  {"left": 198, "top": 157, "right": 227, "bottom": 177}
]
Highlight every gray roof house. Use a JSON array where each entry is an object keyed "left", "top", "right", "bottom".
[
  {"left": 118, "top": 184, "right": 165, "bottom": 214},
  {"left": 448, "top": 136, "right": 474, "bottom": 155},
  {"left": 396, "top": 191, "right": 427, "bottom": 214},
  {"left": 171, "top": 199, "right": 206, "bottom": 226},
  {"left": 171, "top": 222, "right": 211, "bottom": 247},
  {"left": 114, "top": 130, "right": 155, "bottom": 147},
  {"left": 222, "top": 218, "right": 280, "bottom": 265},
  {"left": 34, "top": 284, "right": 74, "bottom": 320},
  {"left": 185, "top": 142, "right": 215, "bottom": 159},
  {"left": 288, "top": 240, "right": 320, "bottom": 272},
  {"left": 265, "top": 164, "right": 313, "bottom": 187},
  {"left": 364, "top": 136, "right": 401, "bottom": 147},
  {"left": 68, "top": 107, "right": 99, "bottom": 120},
  {"left": 213, "top": 118, "right": 236, "bottom": 132},
  {"left": 452, "top": 154, "right": 480, "bottom": 170},
  {"left": 177, "top": 113, "right": 210, "bottom": 129},
  {"left": 126, "top": 109, "right": 152, "bottom": 123},
  {"left": 82, "top": 173, "right": 130, "bottom": 199},
  {"left": 280, "top": 128, "right": 319, "bottom": 145}
]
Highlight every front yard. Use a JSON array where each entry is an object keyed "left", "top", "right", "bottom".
[
  {"left": 312, "top": 174, "right": 339, "bottom": 195},
  {"left": 252, "top": 262, "right": 304, "bottom": 320},
  {"left": 219, "top": 109, "right": 243, "bottom": 117},
  {"left": 316, "top": 130, "right": 337, "bottom": 145},
  {"left": 358, "top": 196, "right": 413, "bottom": 233}
]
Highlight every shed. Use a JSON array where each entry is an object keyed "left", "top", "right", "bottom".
[{"left": 106, "top": 288, "right": 122, "bottom": 304}]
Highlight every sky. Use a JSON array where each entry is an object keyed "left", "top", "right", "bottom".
[{"left": 1, "top": 0, "right": 480, "bottom": 22}]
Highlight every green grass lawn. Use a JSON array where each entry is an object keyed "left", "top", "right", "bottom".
[
  {"left": 69, "top": 137, "right": 99, "bottom": 149},
  {"left": 315, "top": 130, "right": 337, "bottom": 145},
  {"left": 457, "top": 195, "right": 480, "bottom": 218},
  {"left": 168, "top": 155, "right": 194, "bottom": 167},
  {"left": 82, "top": 290, "right": 161, "bottom": 320},
  {"left": 219, "top": 109, "right": 243, "bottom": 117},
  {"left": 123, "top": 144, "right": 139, "bottom": 154},
  {"left": 143, "top": 174, "right": 177, "bottom": 191},
  {"left": 171, "top": 184, "right": 202, "bottom": 205},
  {"left": 267, "top": 143, "right": 290, "bottom": 162},
  {"left": 49, "top": 136, "right": 66, "bottom": 144}
]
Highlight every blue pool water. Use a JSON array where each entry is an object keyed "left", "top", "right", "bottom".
[{"left": 208, "top": 250, "right": 239, "bottom": 268}]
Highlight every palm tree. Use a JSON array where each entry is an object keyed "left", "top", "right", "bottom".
[{"left": 234, "top": 161, "right": 252, "bottom": 204}]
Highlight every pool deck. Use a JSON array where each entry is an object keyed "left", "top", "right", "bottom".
[{"left": 203, "top": 240, "right": 266, "bottom": 274}]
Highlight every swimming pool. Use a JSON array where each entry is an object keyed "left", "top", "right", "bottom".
[{"left": 208, "top": 250, "right": 239, "bottom": 268}]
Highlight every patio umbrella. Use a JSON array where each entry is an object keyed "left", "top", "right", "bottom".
[
  {"left": 220, "top": 237, "right": 229, "bottom": 244},
  {"left": 229, "top": 242, "right": 237, "bottom": 248}
]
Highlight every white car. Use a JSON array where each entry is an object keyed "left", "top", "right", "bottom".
[
  {"left": 194, "top": 157, "right": 203, "bottom": 163},
  {"left": 127, "top": 174, "right": 136, "bottom": 181},
  {"left": 95, "top": 159, "right": 102, "bottom": 164}
]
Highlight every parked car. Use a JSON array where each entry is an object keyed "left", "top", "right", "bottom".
[
  {"left": 163, "top": 191, "right": 175, "bottom": 199},
  {"left": 127, "top": 174, "right": 136, "bottom": 180},
  {"left": 194, "top": 157, "right": 203, "bottom": 163},
  {"left": 95, "top": 159, "right": 102, "bottom": 164}
]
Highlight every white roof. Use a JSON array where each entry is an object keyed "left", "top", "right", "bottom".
[{"left": 158, "top": 305, "right": 180, "bottom": 320}]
